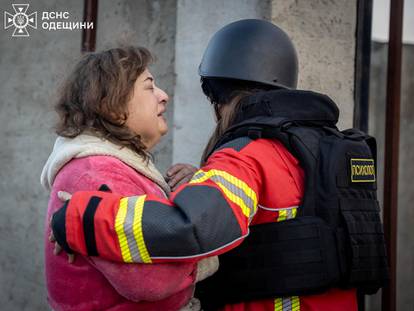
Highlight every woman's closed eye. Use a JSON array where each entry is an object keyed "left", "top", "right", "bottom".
[
  {"left": 144, "top": 84, "right": 154, "bottom": 91},
  {"left": 144, "top": 76, "right": 155, "bottom": 91}
]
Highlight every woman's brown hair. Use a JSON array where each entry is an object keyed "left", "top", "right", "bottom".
[
  {"left": 200, "top": 78, "right": 277, "bottom": 165},
  {"left": 55, "top": 46, "right": 152, "bottom": 160},
  {"left": 200, "top": 93, "right": 249, "bottom": 165}
]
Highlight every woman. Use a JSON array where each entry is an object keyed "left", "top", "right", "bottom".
[{"left": 41, "top": 46, "right": 217, "bottom": 311}]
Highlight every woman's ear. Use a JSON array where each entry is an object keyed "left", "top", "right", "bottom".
[{"left": 100, "top": 96, "right": 129, "bottom": 125}]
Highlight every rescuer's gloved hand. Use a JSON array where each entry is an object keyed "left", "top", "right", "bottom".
[
  {"left": 49, "top": 184, "right": 112, "bottom": 264},
  {"left": 166, "top": 163, "right": 198, "bottom": 191},
  {"left": 49, "top": 194, "right": 75, "bottom": 264}
]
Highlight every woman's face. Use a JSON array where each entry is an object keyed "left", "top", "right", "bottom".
[{"left": 126, "top": 69, "right": 169, "bottom": 150}]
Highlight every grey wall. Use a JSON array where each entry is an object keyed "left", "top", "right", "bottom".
[
  {"left": 95, "top": 0, "right": 177, "bottom": 174},
  {"left": 1, "top": 1, "right": 412, "bottom": 310},
  {"left": 173, "top": 0, "right": 357, "bottom": 164},
  {"left": 172, "top": 0, "right": 271, "bottom": 166},
  {"left": 0, "top": 1, "right": 82, "bottom": 309},
  {"left": 271, "top": 0, "right": 357, "bottom": 130},
  {"left": 366, "top": 41, "right": 414, "bottom": 311},
  {"left": 0, "top": 0, "right": 176, "bottom": 310}
]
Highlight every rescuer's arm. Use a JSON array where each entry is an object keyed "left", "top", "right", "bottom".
[
  {"left": 51, "top": 146, "right": 262, "bottom": 263},
  {"left": 52, "top": 168, "right": 199, "bottom": 302}
]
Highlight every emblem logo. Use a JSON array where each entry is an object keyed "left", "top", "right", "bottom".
[{"left": 4, "top": 4, "right": 37, "bottom": 37}]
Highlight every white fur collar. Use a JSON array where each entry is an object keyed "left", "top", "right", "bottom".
[{"left": 40, "top": 134, "right": 170, "bottom": 195}]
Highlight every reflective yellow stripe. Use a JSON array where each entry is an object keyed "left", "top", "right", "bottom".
[
  {"left": 274, "top": 296, "right": 300, "bottom": 311},
  {"left": 215, "top": 182, "right": 250, "bottom": 218},
  {"left": 132, "top": 195, "right": 152, "bottom": 263},
  {"left": 115, "top": 197, "right": 132, "bottom": 262},
  {"left": 213, "top": 169, "right": 257, "bottom": 206},
  {"left": 190, "top": 169, "right": 258, "bottom": 218},
  {"left": 276, "top": 207, "right": 298, "bottom": 222},
  {"left": 274, "top": 298, "right": 283, "bottom": 311},
  {"left": 191, "top": 169, "right": 257, "bottom": 205},
  {"left": 277, "top": 209, "right": 287, "bottom": 222},
  {"left": 190, "top": 170, "right": 210, "bottom": 183},
  {"left": 291, "top": 296, "right": 300, "bottom": 311}
]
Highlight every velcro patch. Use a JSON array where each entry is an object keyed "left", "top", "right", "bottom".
[{"left": 350, "top": 159, "right": 376, "bottom": 183}]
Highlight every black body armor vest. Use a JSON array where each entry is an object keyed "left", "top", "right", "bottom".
[{"left": 195, "top": 90, "right": 389, "bottom": 310}]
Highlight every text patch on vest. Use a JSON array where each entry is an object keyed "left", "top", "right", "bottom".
[{"left": 350, "top": 159, "right": 376, "bottom": 183}]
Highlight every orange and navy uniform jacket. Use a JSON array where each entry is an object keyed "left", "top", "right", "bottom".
[{"left": 53, "top": 137, "right": 357, "bottom": 311}]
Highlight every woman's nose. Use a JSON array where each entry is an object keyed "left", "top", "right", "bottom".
[{"left": 156, "top": 87, "right": 169, "bottom": 104}]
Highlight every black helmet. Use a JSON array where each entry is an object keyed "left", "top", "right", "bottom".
[{"left": 199, "top": 19, "right": 298, "bottom": 89}]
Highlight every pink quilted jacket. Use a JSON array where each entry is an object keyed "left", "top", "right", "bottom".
[{"left": 44, "top": 155, "right": 197, "bottom": 311}]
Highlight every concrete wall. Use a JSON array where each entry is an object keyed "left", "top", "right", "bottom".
[
  {"left": 271, "top": 0, "right": 357, "bottom": 130},
  {"left": 172, "top": 0, "right": 357, "bottom": 165},
  {"left": 2, "top": 0, "right": 412, "bottom": 310},
  {"left": 172, "top": 0, "right": 271, "bottom": 165},
  {"left": 95, "top": 0, "right": 177, "bottom": 174},
  {"left": 367, "top": 41, "right": 414, "bottom": 311},
  {"left": 0, "top": 0, "right": 175, "bottom": 309},
  {"left": 0, "top": 1, "right": 82, "bottom": 309}
]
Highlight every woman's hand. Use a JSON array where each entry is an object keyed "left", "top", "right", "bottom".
[
  {"left": 49, "top": 191, "right": 75, "bottom": 263},
  {"left": 166, "top": 163, "right": 198, "bottom": 191},
  {"left": 57, "top": 190, "right": 72, "bottom": 201}
]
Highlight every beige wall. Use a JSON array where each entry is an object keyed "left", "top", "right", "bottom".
[{"left": 271, "top": 0, "right": 357, "bottom": 130}]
